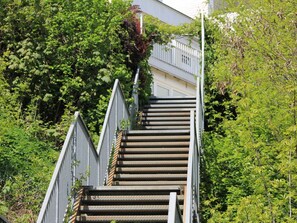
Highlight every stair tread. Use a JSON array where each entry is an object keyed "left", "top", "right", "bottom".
[
  {"left": 112, "top": 181, "right": 187, "bottom": 186},
  {"left": 142, "top": 121, "right": 190, "bottom": 126},
  {"left": 141, "top": 117, "right": 190, "bottom": 121},
  {"left": 119, "top": 147, "right": 189, "bottom": 154},
  {"left": 117, "top": 160, "right": 188, "bottom": 166},
  {"left": 127, "top": 130, "right": 190, "bottom": 135},
  {"left": 121, "top": 141, "right": 189, "bottom": 147},
  {"left": 122, "top": 135, "right": 190, "bottom": 141},
  {"left": 117, "top": 154, "right": 188, "bottom": 160},
  {"left": 143, "top": 108, "right": 195, "bottom": 112},
  {"left": 80, "top": 205, "right": 170, "bottom": 211},
  {"left": 141, "top": 112, "right": 191, "bottom": 117},
  {"left": 90, "top": 185, "right": 182, "bottom": 191},
  {"left": 116, "top": 167, "right": 187, "bottom": 173},
  {"left": 143, "top": 126, "right": 190, "bottom": 130},
  {"left": 144, "top": 104, "right": 195, "bottom": 108},
  {"left": 82, "top": 195, "right": 184, "bottom": 202},
  {"left": 148, "top": 99, "right": 196, "bottom": 104},
  {"left": 114, "top": 173, "right": 186, "bottom": 179},
  {"left": 149, "top": 96, "right": 195, "bottom": 100},
  {"left": 77, "top": 215, "right": 168, "bottom": 221}
]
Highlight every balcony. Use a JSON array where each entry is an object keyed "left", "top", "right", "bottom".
[{"left": 150, "top": 39, "right": 200, "bottom": 85}]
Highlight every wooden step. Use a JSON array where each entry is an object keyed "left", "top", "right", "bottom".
[
  {"left": 80, "top": 204, "right": 169, "bottom": 213},
  {"left": 88, "top": 186, "right": 183, "bottom": 194},
  {"left": 149, "top": 96, "right": 195, "bottom": 100},
  {"left": 114, "top": 173, "right": 187, "bottom": 181},
  {"left": 142, "top": 121, "right": 190, "bottom": 126},
  {"left": 121, "top": 141, "right": 189, "bottom": 148},
  {"left": 76, "top": 215, "right": 168, "bottom": 222},
  {"left": 141, "top": 116, "right": 190, "bottom": 121},
  {"left": 115, "top": 166, "right": 187, "bottom": 174},
  {"left": 117, "top": 160, "right": 188, "bottom": 167},
  {"left": 144, "top": 104, "right": 195, "bottom": 108},
  {"left": 119, "top": 147, "right": 189, "bottom": 154},
  {"left": 127, "top": 130, "right": 190, "bottom": 135},
  {"left": 142, "top": 108, "right": 195, "bottom": 113},
  {"left": 82, "top": 195, "right": 184, "bottom": 205},
  {"left": 148, "top": 99, "right": 196, "bottom": 104},
  {"left": 141, "top": 112, "right": 190, "bottom": 117},
  {"left": 117, "top": 154, "right": 188, "bottom": 160},
  {"left": 112, "top": 180, "right": 187, "bottom": 186},
  {"left": 143, "top": 126, "right": 190, "bottom": 130},
  {"left": 122, "top": 135, "right": 190, "bottom": 141}
]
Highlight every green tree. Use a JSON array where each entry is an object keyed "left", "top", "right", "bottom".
[
  {"left": 203, "top": 0, "right": 297, "bottom": 222},
  {"left": 0, "top": 58, "right": 58, "bottom": 222},
  {"left": 0, "top": 0, "right": 158, "bottom": 221},
  {"left": 0, "top": 0, "right": 155, "bottom": 140}
]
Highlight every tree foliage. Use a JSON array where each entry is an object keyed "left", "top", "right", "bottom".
[
  {"left": 0, "top": 0, "right": 159, "bottom": 221},
  {"left": 202, "top": 0, "right": 297, "bottom": 222},
  {"left": 0, "top": 0, "right": 156, "bottom": 140},
  {"left": 0, "top": 58, "right": 58, "bottom": 222}
]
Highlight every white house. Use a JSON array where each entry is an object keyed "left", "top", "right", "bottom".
[{"left": 133, "top": 0, "right": 201, "bottom": 97}]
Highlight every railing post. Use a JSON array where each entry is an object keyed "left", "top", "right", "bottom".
[
  {"left": 168, "top": 192, "right": 177, "bottom": 223},
  {"left": 201, "top": 11, "right": 205, "bottom": 119},
  {"left": 185, "top": 110, "right": 195, "bottom": 223},
  {"left": 130, "top": 67, "right": 140, "bottom": 128},
  {"left": 168, "top": 192, "right": 183, "bottom": 223}
]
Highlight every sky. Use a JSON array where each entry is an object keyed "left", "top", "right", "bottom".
[{"left": 160, "top": 0, "right": 208, "bottom": 18}]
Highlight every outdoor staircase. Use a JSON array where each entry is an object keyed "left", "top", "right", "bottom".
[{"left": 73, "top": 97, "right": 196, "bottom": 223}]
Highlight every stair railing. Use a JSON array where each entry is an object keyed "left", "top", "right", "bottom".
[
  {"left": 130, "top": 66, "right": 140, "bottom": 127},
  {"left": 38, "top": 79, "right": 131, "bottom": 222},
  {"left": 0, "top": 215, "right": 10, "bottom": 223},
  {"left": 97, "top": 79, "right": 130, "bottom": 185},
  {"left": 185, "top": 110, "right": 200, "bottom": 223},
  {"left": 185, "top": 10, "right": 205, "bottom": 223},
  {"left": 168, "top": 192, "right": 183, "bottom": 223},
  {"left": 37, "top": 112, "right": 98, "bottom": 223}
]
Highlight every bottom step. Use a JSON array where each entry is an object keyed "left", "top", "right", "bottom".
[{"left": 77, "top": 215, "right": 167, "bottom": 222}]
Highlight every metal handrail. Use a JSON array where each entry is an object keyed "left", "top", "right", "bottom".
[
  {"left": 184, "top": 11, "right": 205, "bottom": 223},
  {"left": 0, "top": 215, "right": 10, "bottom": 223},
  {"left": 38, "top": 79, "right": 131, "bottom": 222},
  {"left": 167, "top": 192, "right": 183, "bottom": 223},
  {"left": 97, "top": 79, "right": 130, "bottom": 185},
  {"left": 37, "top": 112, "right": 98, "bottom": 223},
  {"left": 130, "top": 66, "right": 140, "bottom": 126},
  {"left": 185, "top": 110, "right": 200, "bottom": 223}
]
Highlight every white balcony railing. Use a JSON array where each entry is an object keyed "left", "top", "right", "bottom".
[{"left": 151, "top": 40, "right": 200, "bottom": 75}]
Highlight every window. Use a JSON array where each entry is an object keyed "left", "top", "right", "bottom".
[
  {"left": 181, "top": 54, "right": 191, "bottom": 66},
  {"left": 156, "top": 85, "right": 170, "bottom": 97},
  {"left": 173, "top": 90, "right": 186, "bottom": 97}
]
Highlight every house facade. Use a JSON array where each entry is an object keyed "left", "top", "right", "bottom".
[{"left": 133, "top": 0, "right": 200, "bottom": 97}]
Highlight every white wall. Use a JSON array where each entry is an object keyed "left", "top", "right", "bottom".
[
  {"left": 152, "top": 68, "right": 196, "bottom": 97},
  {"left": 132, "top": 0, "right": 200, "bottom": 97},
  {"left": 160, "top": 0, "right": 209, "bottom": 17},
  {"left": 133, "top": 0, "right": 193, "bottom": 26}
]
